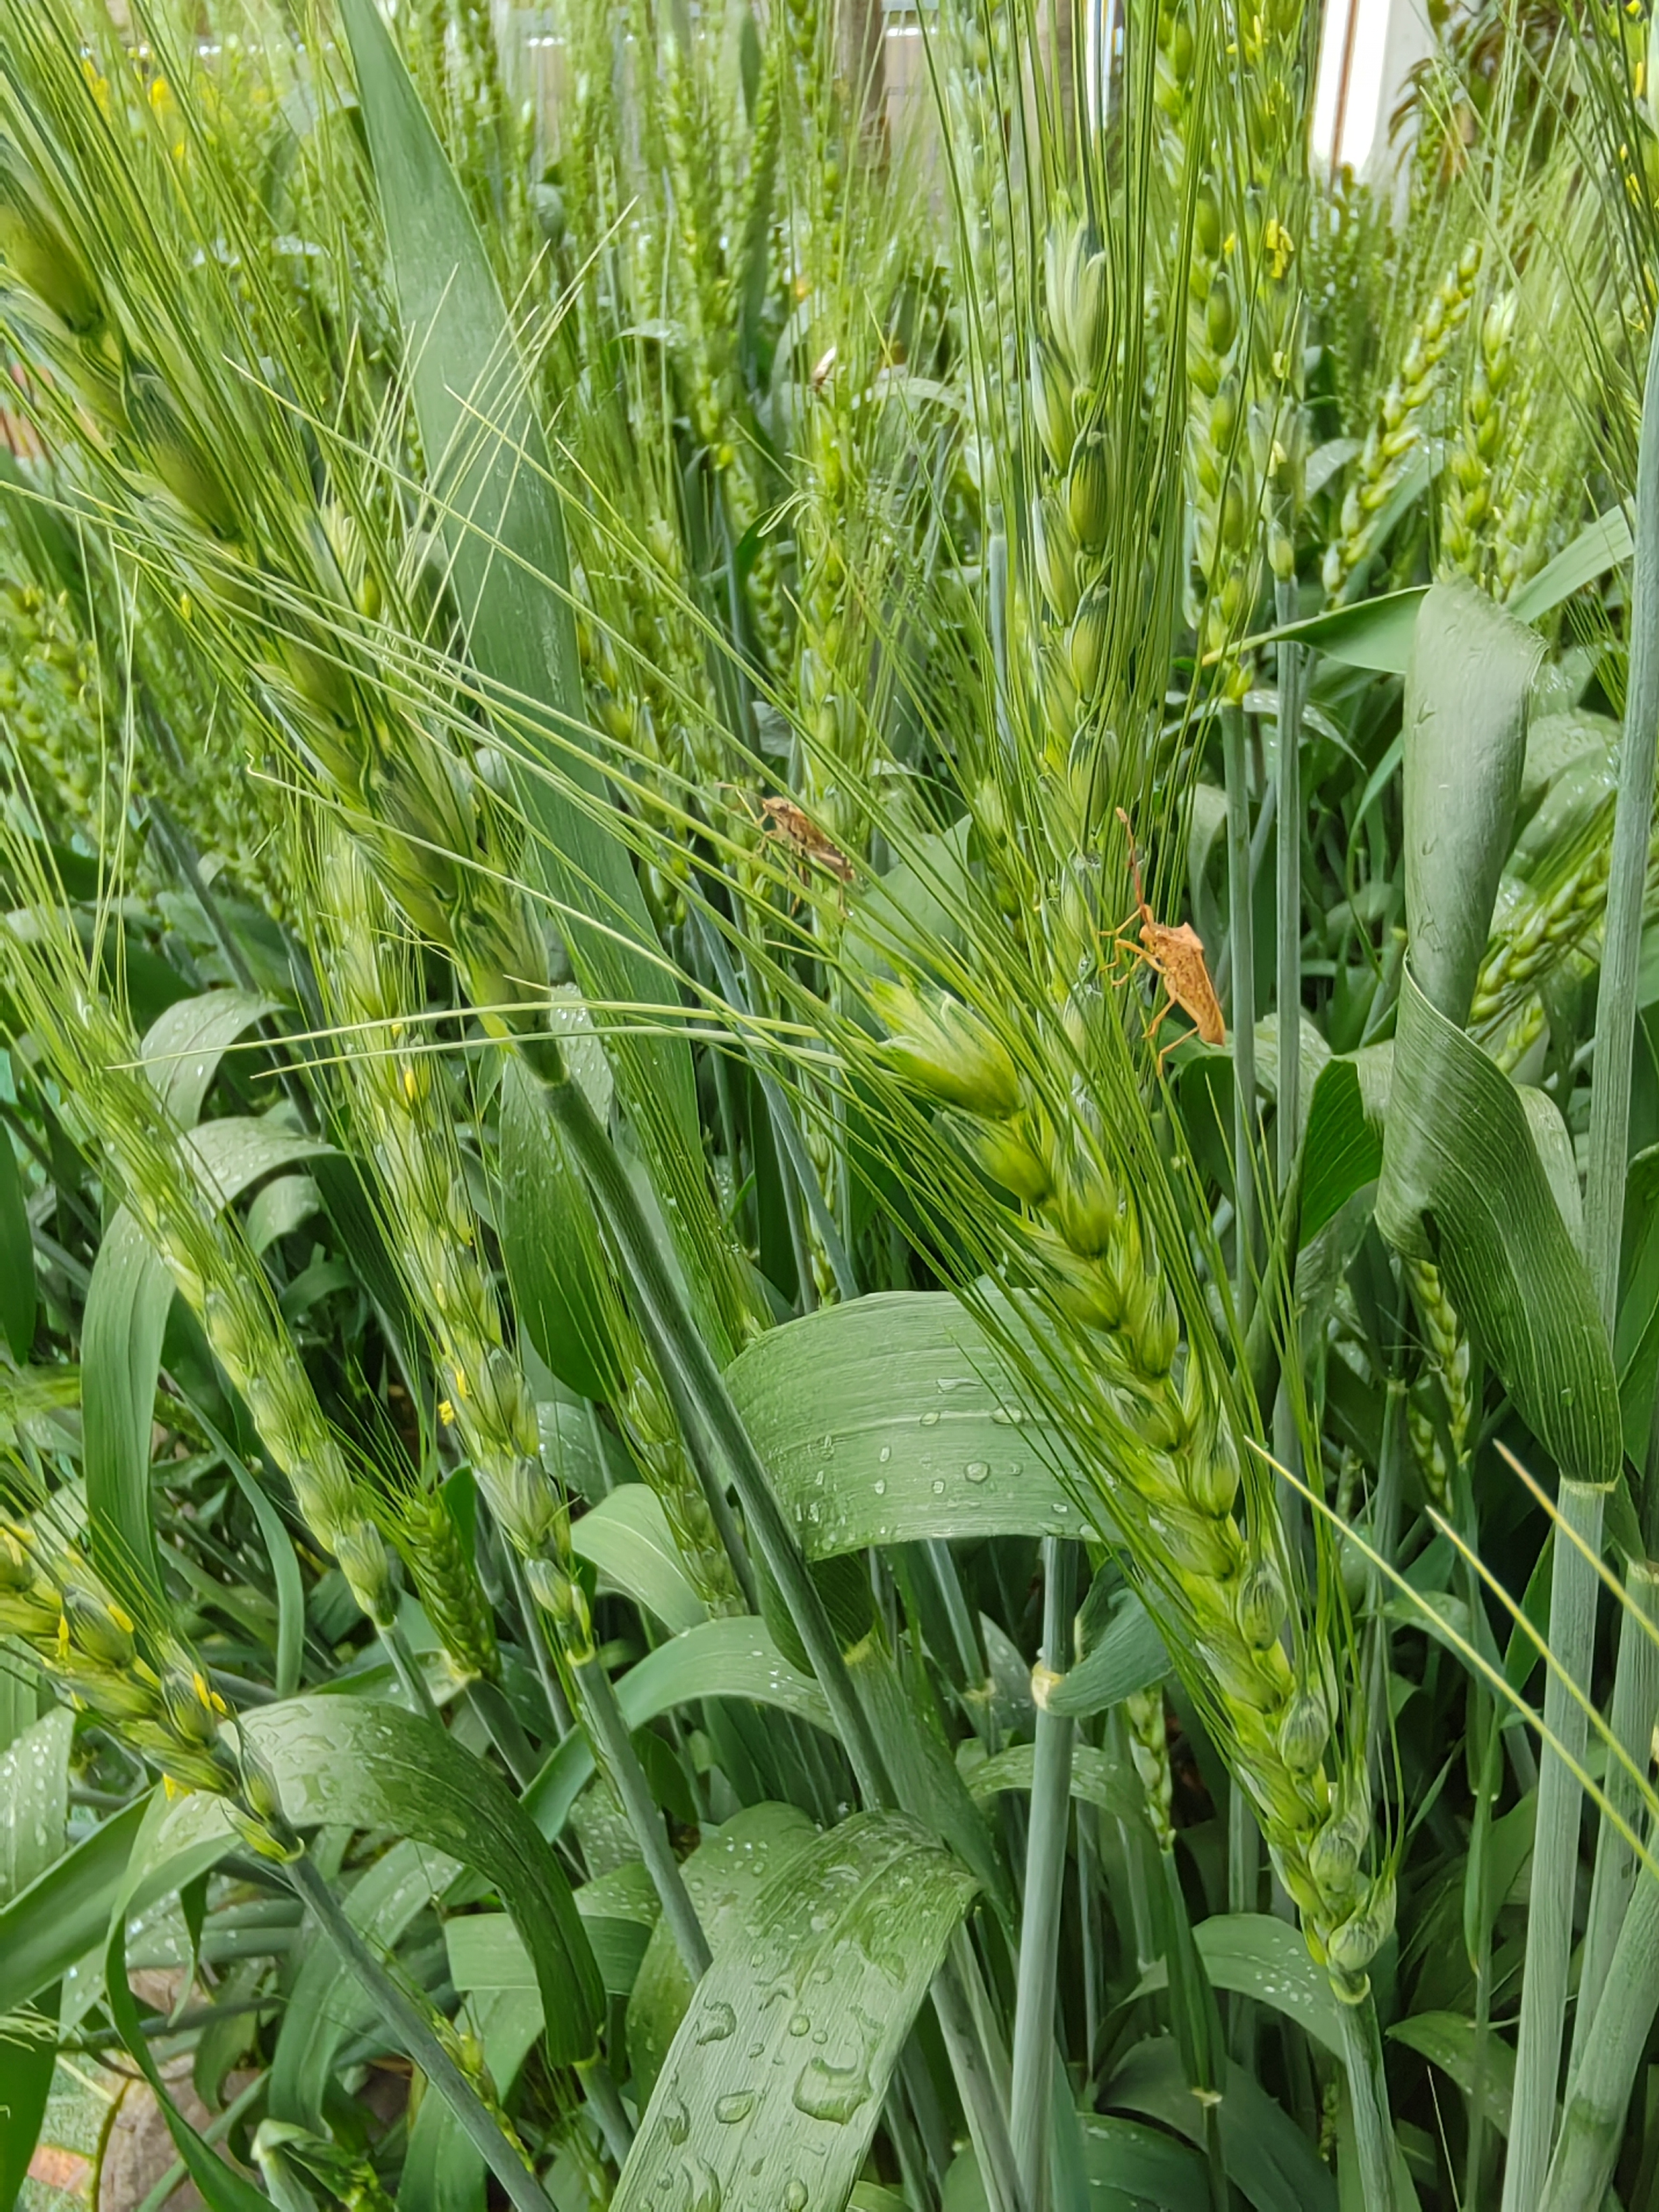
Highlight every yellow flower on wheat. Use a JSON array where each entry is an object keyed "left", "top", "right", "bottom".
[{"left": 1263, "top": 218, "right": 1294, "bottom": 281}]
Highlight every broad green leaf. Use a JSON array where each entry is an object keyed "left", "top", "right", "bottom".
[
  {"left": 846, "top": 1633, "right": 1012, "bottom": 1927},
  {"left": 0, "top": 1645, "right": 36, "bottom": 1755},
  {"left": 613, "top": 1812, "right": 978, "bottom": 2212},
  {"left": 1377, "top": 970, "right": 1620, "bottom": 1486},
  {"left": 270, "top": 1837, "right": 461, "bottom": 2130},
  {"left": 185, "top": 1119, "right": 330, "bottom": 1204},
  {"left": 537, "top": 1389, "right": 633, "bottom": 1501},
  {"left": 499, "top": 1057, "right": 621, "bottom": 1404},
  {"left": 1300, "top": 1048, "right": 1391, "bottom": 1246},
  {"left": 0, "top": 1705, "right": 70, "bottom": 1902},
  {"left": 0, "top": 1122, "right": 35, "bottom": 1360},
  {"left": 963, "top": 1740, "right": 1138, "bottom": 1821},
  {"left": 846, "top": 817, "right": 972, "bottom": 977},
  {"left": 1389, "top": 2011, "right": 1513, "bottom": 2139},
  {"left": 225, "top": 1450, "right": 304, "bottom": 1700},
  {"left": 0, "top": 1797, "right": 146, "bottom": 2017},
  {"left": 83, "top": 1120, "right": 329, "bottom": 1612},
  {"left": 246, "top": 1172, "right": 321, "bottom": 1254},
  {"left": 1236, "top": 586, "right": 1427, "bottom": 674},
  {"left": 242, "top": 1694, "right": 602, "bottom": 2062},
  {"left": 726, "top": 1292, "right": 1088, "bottom": 1556},
  {"left": 0, "top": 1706, "right": 72, "bottom": 2201},
  {"left": 0, "top": 2022, "right": 54, "bottom": 2212},
  {"left": 522, "top": 1618, "right": 836, "bottom": 1839},
  {"left": 1107, "top": 2040, "right": 1337, "bottom": 2212},
  {"left": 81, "top": 1212, "right": 176, "bottom": 1610},
  {"left": 943, "top": 2114, "right": 1210, "bottom": 2210},
  {"left": 1401, "top": 581, "right": 1542, "bottom": 1029},
  {"left": 1518, "top": 1086, "right": 1584, "bottom": 1252},
  {"left": 449, "top": 1859, "right": 661, "bottom": 2001},
  {"left": 1136, "top": 1913, "right": 1343, "bottom": 2059},
  {"left": 1509, "top": 505, "right": 1633, "bottom": 626},
  {"left": 627, "top": 1803, "right": 817, "bottom": 2104},
  {"left": 571, "top": 1484, "right": 704, "bottom": 1633},
  {"left": 1046, "top": 1595, "right": 1169, "bottom": 1717},
  {"left": 140, "top": 991, "right": 272, "bottom": 1126},
  {"left": 338, "top": 0, "right": 748, "bottom": 1364},
  {"left": 1616, "top": 1147, "right": 1659, "bottom": 1463}
]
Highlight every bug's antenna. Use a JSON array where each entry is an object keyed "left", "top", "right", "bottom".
[{"left": 1115, "top": 806, "right": 1147, "bottom": 911}]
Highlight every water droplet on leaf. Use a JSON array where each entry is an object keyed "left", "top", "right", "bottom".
[{"left": 792, "top": 2057, "right": 872, "bottom": 2125}]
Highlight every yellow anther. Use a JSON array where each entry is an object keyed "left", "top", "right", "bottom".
[
  {"left": 110, "top": 1601, "right": 135, "bottom": 1634},
  {"left": 438, "top": 1398, "right": 457, "bottom": 1426},
  {"left": 403, "top": 1064, "right": 418, "bottom": 1104}
]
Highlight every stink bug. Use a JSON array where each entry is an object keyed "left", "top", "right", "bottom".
[{"left": 1110, "top": 806, "right": 1225, "bottom": 1070}]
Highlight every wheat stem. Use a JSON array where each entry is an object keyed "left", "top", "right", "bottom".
[
  {"left": 1223, "top": 700, "right": 1257, "bottom": 1326},
  {"left": 1008, "top": 1538, "right": 1077, "bottom": 2209},
  {"left": 1540, "top": 1847, "right": 1659, "bottom": 2212},
  {"left": 933, "top": 1939, "right": 1025, "bottom": 2212},
  {"left": 287, "top": 1851, "right": 554, "bottom": 2212},
  {"left": 1503, "top": 1479, "right": 1607, "bottom": 2212},
  {"left": 536, "top": 1048, "right": 893, "bottom": 1805},
  {"left": 697, "top": 911, "right": 859, "bottom": 1301},
  {"left": 569, "top": 1646, "right": 712, "bottom": 1981},
  {"left": 1570, "top": 1563, "right": 1659, "bottom": 2089},
  {"left": 1275, "top": 590, "right": 1303, "bottom": 1192},
  {"left": 381, "top": 1622, "right": 438, "bottom": 1721},
  {"left": 575, "top": 2058, "right": 636, "bottom": 2165},
  {"left": 1586, "top": 318, "right": 1659, "bottom": 1347},
  {"left": 1338, "top": 1990, "right": 1399, "bottom": 2212}
]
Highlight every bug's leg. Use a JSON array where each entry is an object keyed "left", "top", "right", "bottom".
[
  {"left": 1141, "top": 987, "right": 1172, "bottom": 1042},
  {"left": 1102, "top": 928, "right": 1141, "bottom": 989},
  {"left": 1154, "top": 1019, "right": 1197, "bottom": 1078}
]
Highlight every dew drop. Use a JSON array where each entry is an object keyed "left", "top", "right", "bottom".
[
  {"left": 964, "top": 1461, "right": 990, "bottom": 1484},
  {"left": 920, "top": 1410, "right": 941, "bottom": 1427},
  {"left": 873, "top": 1478, "right": 886, "bottom": 1496},
  {"left": 714, "top": 2091, "right": 756, "bottom": 2125},
  {"left": 932, "top": 1478, "right": 945, "bottom": 1494},
  {"left": 792, "top": 2057, "right": 872, "bottom": 2125},
  {"left": 783, "top": 2186, "right": 808, "bottom": 2212},
  {"left": 878, "top": 1444, "right": 892, "bottom": 1465},
  {"left": 661, "top": 2093, "right": 691, "bottom": 2146},
  {"left": 676, "top": 2156, "right": 722, "bottom": 2212},
  {"left": 789, "top": 2011, "right": 811, "bottom": 2036},
  {"left": 697, "top": 2000, "right": 737, "bottom": 2045}
]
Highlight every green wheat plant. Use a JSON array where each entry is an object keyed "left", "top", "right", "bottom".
[{"left": 9, "top": 4, "right": 1659, "bottom": 2212}]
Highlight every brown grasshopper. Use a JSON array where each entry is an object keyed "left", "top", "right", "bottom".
[
  {"left": 723, "top": 785, "right": 857, "bottom": 907},
  {"left": 1110, "top": 806, "right": 1225, "bottom": 1071}
]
